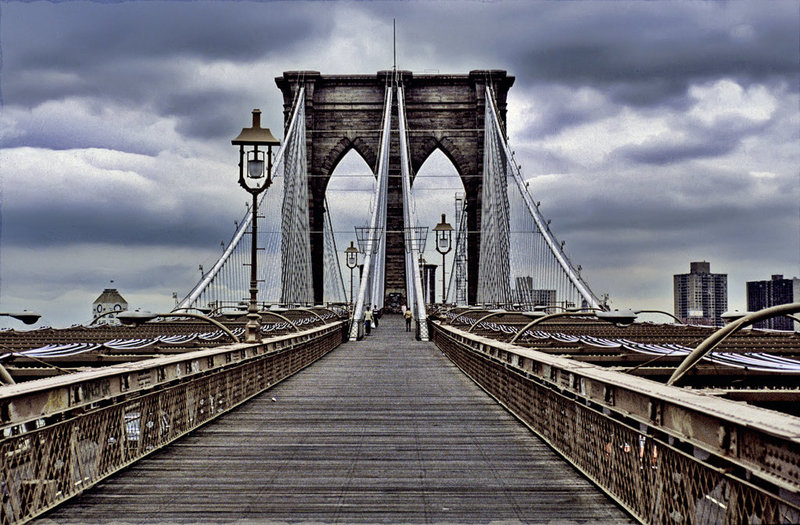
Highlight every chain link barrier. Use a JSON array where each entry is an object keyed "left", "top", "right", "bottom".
[
  {"left": 431, "top": 321, "right": 800, "bottom": 524},
  {"left": 1, "top": 323, "right": 345, "bottom": 524}
]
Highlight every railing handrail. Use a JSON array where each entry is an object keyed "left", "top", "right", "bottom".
[
  {"left": 0, "top": 321, "right": 345, "bottom": 430},
  {"left": 432, "top": 319, "right": 800, "bottom": 494}
]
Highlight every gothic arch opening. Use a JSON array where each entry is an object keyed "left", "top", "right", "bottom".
[
  {"left": 324, "top": 148, "right": 375, "bottom": 303},
  {"left": 276, "top": 70, "right": 515, "bottom": 304},
  {"left": 412, "top": 148, "right": 466, "bottom": 303}
]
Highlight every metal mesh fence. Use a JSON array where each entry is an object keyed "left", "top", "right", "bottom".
[
  {"left": 432, "top": 323, "right": 800, "bottom": 524},
  {"left": 1, "top": 324, "right": 344, "bottom": 524}
]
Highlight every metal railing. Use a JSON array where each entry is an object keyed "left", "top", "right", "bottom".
[
  {"left": 430, "top": 320, "right": 800, "bottom": 524},
  {"left": 0, "top": 321, "right": 346, "bottom": 524}
]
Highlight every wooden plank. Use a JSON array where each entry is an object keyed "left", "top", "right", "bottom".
[{"left": 41, "top": 315, "right": 633, "bottom": 524}]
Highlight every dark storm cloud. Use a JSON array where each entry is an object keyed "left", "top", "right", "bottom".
[
  {"left": 0, "top": 0, "right": 797, "bottom": 326},
  {"left": 12, "top": 258, "right": 190, "bottom": 294},
  {"left": 520, "top": 134, "right": 798, "bottom": 290},
  {"left": 1, "top": 199, "right": 236, "bottom": 249},
  {"left": 376, "top": 1, "right": 798, "bottom": 105},
  {"left": 515, "top": 30, "right": 793, "bottom": 106},
  {"left": 1, "top": 2, "right": 322, "bottom": 71},
  {"left": 1, "top": 1, "right": 326, "bottom": 144},
  {"left": 161, "top": 89, "right": 248, "bottom": 141},
  {"left": 508, "top": 84, "right": 621, "bottom": 139},
  {"left": 619, "top": 104, "right": 777, "bottom": 165},
  {"left": 621, "top": 139, "right": 733, "bottom": 166}
]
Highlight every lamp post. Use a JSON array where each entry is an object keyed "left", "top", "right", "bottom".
[
  {"left": 433, "top": 214, "right": 454, "bottom": 304},
  {"left": 232, "top": 109, "right": 280, "bottom": 343},
  {"left": 0, "top": 310, "right": 41, "bottom": 385},
  {"left": 345, "top": 241, "right": 359, "bottom": 308}
]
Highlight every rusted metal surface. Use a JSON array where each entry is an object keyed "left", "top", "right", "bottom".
[
  {"left": 0, "top": 322, "right": 345, "bottom": 524},
  {"left": 431, "top": 320, "right": 800, "bottom": 524}
]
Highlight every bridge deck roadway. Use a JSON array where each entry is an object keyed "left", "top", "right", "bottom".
[{"left": 39, "top": 315, "right": 632, "bottom": 524}]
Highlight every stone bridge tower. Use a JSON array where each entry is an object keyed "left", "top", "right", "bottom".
[{"left": 276, "top": 70, "right": 514, "bottom": 305}]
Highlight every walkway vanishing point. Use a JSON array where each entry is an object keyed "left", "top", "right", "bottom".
[{"left": 39, "top": 315, "right": 632, "bottom": 524}]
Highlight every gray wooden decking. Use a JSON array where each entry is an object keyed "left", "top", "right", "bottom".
[{"left": 39, "top": 315, "right": 632, "bottom": 524}]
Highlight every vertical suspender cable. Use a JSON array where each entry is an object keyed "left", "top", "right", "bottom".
[
  {"left": 397, "top": 84, "right": 429, "bottom": 340},
  {"left": 484, "top": 86, "right": 601, "bottom": 310},
  {"left": 349, "top": 85, "right": 393, "bottom": 340}
]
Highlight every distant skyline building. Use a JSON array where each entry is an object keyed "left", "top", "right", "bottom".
[
  {"left": 746, "top": 274, "right": 800, "bottom": 330},
  {"left": 92, "top": 288, "right": 128, "bottom": 326},
  {"left": 674, "top": 261, "right": 728, "bottom": 327},
  {"left": 513, "top": 276, "right": 556, "bottom": 307},
  {"left": 421, "top": 262, "right": 437, "bottom": 305}
]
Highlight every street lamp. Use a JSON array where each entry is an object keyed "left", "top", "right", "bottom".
[
  {"left": 595, "top": 308, "right": 639, "bottom": 327},
  {"left": 232, "top": 109, "right": 280, "bottom": 343},
  {"left": 0, "top": 311, "right": 41, "bottom": 325},
  {"left": 433, "top": 213, "right": 454, "bottom": 304},
  {"left": 0, "top": 311, "right": 41, "bottom": 385},
  {"left": 345, "top": 241, "right": 359, "bottom": 307}
]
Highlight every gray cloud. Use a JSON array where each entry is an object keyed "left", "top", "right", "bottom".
[
  {"left": 1, "top": 2, "right": 323, "bottom": 72},
  {"left": 1, "top": 0, "right": 798, "bottom": 327},
  {"left": 619, "top": 136, "right": 738, "bottom": 166},
  {"left": 1, "top": 202, "right": 236, "bottom": 248}
]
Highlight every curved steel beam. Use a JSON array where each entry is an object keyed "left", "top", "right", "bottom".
[
  {"left": 88, "top": 310, "right": 123, "bottom": 326},
  {"left": 444, "top": 307, "right": 478, "bottom": 324},
  {"left": 450, "top": 308, "right": 493, "bottom": 326},
  {"left": 467, "top": 311, "right": 509, "bottom": 333},
  {"left": 259, "top": 311, "right": 301, "bottom": 332},
  {"left": 157, "top": 312, "right": 241, "bottom": 343},
  {"left": 296, "top": 308, "right": 327, "bottom": 323},
  {"left": 508, "top": 310, "right": 597, "bottom": 345},
  {"left": 667, "top": 302, "right": 800, "bottom": 386},
  {"left": 635, "top": 309, "right": 684, "bottom": 324},
  {"left": 307, "top": 307, "right": 343, "bottom": 321}
]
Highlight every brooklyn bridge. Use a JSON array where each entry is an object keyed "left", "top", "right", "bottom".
[{"left": 1, "top": 71, "right": 799, "bottom": 525}]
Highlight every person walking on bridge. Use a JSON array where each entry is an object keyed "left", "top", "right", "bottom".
[
  {"left": 364, "top": 307, "right": 374, "bottom": 335},
  {"left": 404, "top": 308, "right": 413, "bottom": 332}
]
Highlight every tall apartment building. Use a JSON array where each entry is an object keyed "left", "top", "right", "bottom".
[
  {"left": 746, "top": 274, "right": 800, "bottom": 330},
  {"left": 513, "top": 276, "right": 556, "bottom": 307},
  {"left": 674, "top": 261, "right": 728, "bottom": 327}
]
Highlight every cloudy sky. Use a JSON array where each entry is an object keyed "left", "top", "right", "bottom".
[{"left": 1, "top": 0, "right": 798, "bottom": 328}]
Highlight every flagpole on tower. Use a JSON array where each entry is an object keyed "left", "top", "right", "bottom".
[{"left": 393, "top": 18, "right": 396, "bottom": 71}]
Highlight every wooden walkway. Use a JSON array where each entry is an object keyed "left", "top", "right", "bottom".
[{"left": 39, "top": 315, "right": 632, "bottom": 524}]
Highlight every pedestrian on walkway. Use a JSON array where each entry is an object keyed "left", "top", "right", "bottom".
[
  {"left": 364, "top": 307, "right": 374, "bottom": 335},
  {"left": 404, "top": 308, "right": 413, "bottom": 332}
]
